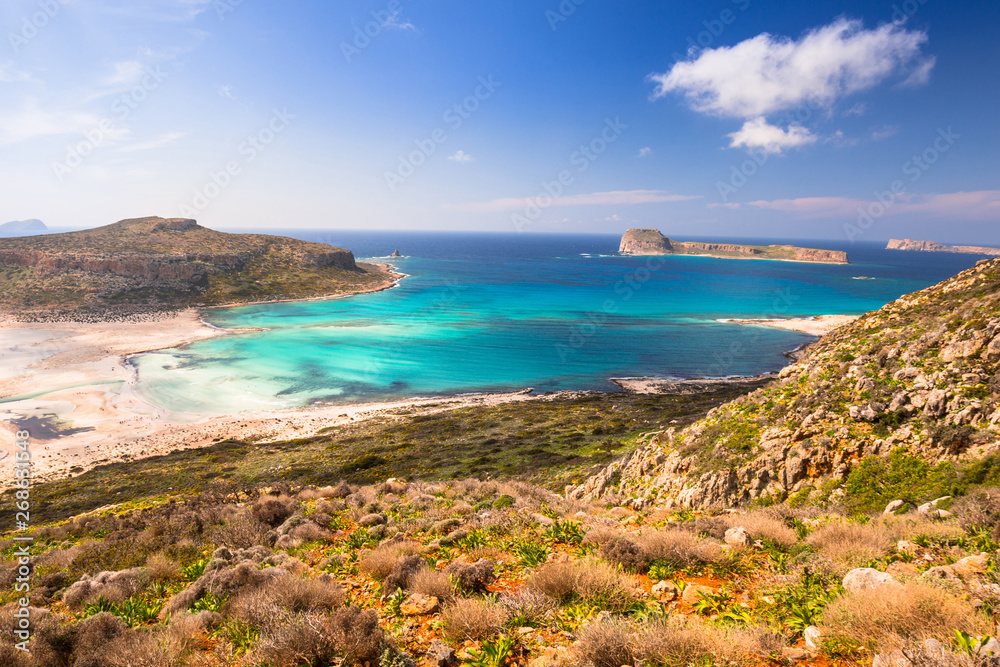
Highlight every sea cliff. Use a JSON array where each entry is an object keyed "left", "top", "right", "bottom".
[
  {"left": 619, "top": 228, "right": 849, "bottom": 264},
  {"left": 887, "top": 238, "right": 1000, "bottom": 256}
]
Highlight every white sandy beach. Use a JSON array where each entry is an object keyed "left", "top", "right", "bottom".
[
  {"left": 718, "top": 314, "right": 858, "bottom": 336},
  {"left": 0, "top": 310, "right": 546, "bottom": 487}
]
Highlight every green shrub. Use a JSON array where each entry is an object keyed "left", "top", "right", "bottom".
[{"left": 843, "top": 450, "right": 960, "bottom": 515}]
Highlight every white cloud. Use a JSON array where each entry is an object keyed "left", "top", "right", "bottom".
[
  {"left": 117, "top": 131, "right": 186, "bottom": 153},
  {"left": 637, "top": 147, "right": 653, "bottom": 158},
  {"left": 101, "top": 61, "right": 146, "bottom": 87},
  {"left": 447, "top": 190, "right": 701, "bottom": 213},
  {"left": 448, "top": 150, "right": 473, "bottom": 163},
  {"left": 843, "top": 102, "right": 867, "bottom": 117},
  {"left": 650, "top": 18, "right": 932, "bottom": 118},
  {"left": 727, "top": 117, "right": 817, "bottom": 154},
  {"left": 381, "top": 11, "right": 417, "bottom": 32},
  {"left": 0, "top": 100, "right": 119, "bottom": 147},
  {"left": 716, "top": 191, "right": 1000, "bottom": 221},
  {"left": 901, "top": 57, "right": 936, "bottom": 87},
  {"left": 870, "top": 124, "right": 900, "bottom": 141}
]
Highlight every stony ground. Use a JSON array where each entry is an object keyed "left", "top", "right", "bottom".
[{"left": 3, "top": 477, "right": 1000, "bottom": 666}]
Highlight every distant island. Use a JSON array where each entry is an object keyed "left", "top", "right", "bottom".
[
  {"left": 886, "top": 238, "right": 1000, "bottom": 256},
  {"left": 0, "top": 216, "right": 398, "bottom": 320},
  {"left": 0, "top": 218, "right": 47, "bottom": 236},
  {"left": 619, "top": 228, "right": 849, "bottom": 264}
]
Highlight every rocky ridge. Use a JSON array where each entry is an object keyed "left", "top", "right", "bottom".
[
  {"left": 0, "top": 217, "right": 395, "bottom": 319},
  {"left": 570, "top": 257, "right": 1000, "bottom": 509},
  {"left": 619, "top": 229, "right": 849, "bottom": 264},
  {"left": 887, "top": 238, "right": 1000, "bottom": 256}
]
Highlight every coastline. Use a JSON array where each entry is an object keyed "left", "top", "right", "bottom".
[
  {"left": 717, "top": 314, "right": 859, "bottom": 336},
  {"left": 620, "top": 252, "right": 849, "bottom": 266},
  {"left": 0, "top": 265, "right": 407, "bottom": 487}
]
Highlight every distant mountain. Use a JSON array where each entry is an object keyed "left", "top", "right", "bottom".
[
  {"left": 0, "top": 219, "right": 47, "bottom": 236},
  {"left": 619, "top": 228, "right": 849, "bottom": 264},
  {"left": 887, "top": 238, "right": 1000, "bottom": 256},
  {"left": 0, "top": 216, "right": 397, "bottom": 320}
]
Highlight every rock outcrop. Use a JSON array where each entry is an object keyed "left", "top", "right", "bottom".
[
  {"left": 888, "top": 238, "right": 1000, "bottom": 256},
  {"left": 569, "top": 257, "right": 1000, "bottom": 509},
  {"left": 618, "top": 229, "right": 848, "bottom": 264},
  {"left": 0, "top": 216, "right": 393, "bottom": 319}
]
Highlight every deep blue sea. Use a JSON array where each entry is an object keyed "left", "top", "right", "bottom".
[{"left": 132, "top": 232, "right": 986, "bottom": 416}]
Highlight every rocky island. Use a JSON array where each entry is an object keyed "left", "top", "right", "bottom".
[
  {"left": 887, "top": 238, "right": 1000, "bottom": 256},
  {"left": 0, "top": 216, "right": 398, "bottom": 320},
  {"left": 0, "top": 218, "right": 47, "bottom": 236},
  {"left": 619, "top": 228, "right": 849, "bottom": 264}
]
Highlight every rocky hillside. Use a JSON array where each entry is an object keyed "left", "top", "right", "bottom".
[
  {"left": 570, "top": 257, "right": 1000, "bottom": 510},
  {"left": 0, "top": 217, "right": 395, "bottom": 320},
  {"left": 888, "top": 239, "right": 1000, "bottom": 256},
  {"left": 618, "top": 229, "right": 848, "bottom": 264}
]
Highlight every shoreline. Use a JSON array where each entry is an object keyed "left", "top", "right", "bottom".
[
  {"left": 717, "top": 314, "right": 859, "bottom": 336},
  {"left": 620, "top": 252, "right": 849, "bottom": 266}
]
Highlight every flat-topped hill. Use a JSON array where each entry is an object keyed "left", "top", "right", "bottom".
[
  {"left": 0, "top": 217, "right": 395, "bottom": 320},
  {"left": 619, "top": 228, "right": 849, "bottom": 264},
  {"left": 888, "top": 238, "right": 1000, "bottom": 256}
]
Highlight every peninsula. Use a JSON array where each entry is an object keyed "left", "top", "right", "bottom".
[
  {"left": 887, "top": 238, "right": 1000, "bottom": 256},
  {"left": 619, "top": 228, "right": 849, "bottom": 264},
  {"left": 0, "top": 218, "right": 47, "bottom": 236},
  {"left": 0, "top": 216, "right": 398, "bottom": 320}
]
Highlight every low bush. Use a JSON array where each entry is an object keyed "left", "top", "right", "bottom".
[
  {"left": 822, "top": 581, "right": 990, "bottom": 650},
  {"left": 445, "top": 559, "right": 495, "bottom": 593},
  {"left": 441, "top": 598, "right": 506, "bottom": 641},
  {"left": 357, "top": 540, "right": 423, "bottom": 581}
]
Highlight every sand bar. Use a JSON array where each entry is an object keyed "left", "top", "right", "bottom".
[{"left": 717, "top": 314, "right": 858, "bottom": 336}]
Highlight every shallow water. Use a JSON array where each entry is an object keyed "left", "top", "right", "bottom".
[{"left": 132, "top": 233, "right": 986, "bottom": 416}]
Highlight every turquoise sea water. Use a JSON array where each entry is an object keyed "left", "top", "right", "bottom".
[{"left": 132, "top": 233, "right": 987, "bottom": 417}]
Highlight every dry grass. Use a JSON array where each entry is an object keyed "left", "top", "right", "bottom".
[
  {"left": 806, "top": 519, "right": 893, "bottom": 569},
  {"left": 822, "top": 581, "right": 990, "bottom": 650},
  {"left": 528, "top": 560, "right": 637, "bottom": 612},
  {"left": 880, "top": 515, "right": 967, "bottom": 544},
  {"left": 723, "top": 509, "right": 799, "bottom": 548},
  {"left": 636, "top": 530, "right": 722, "bottom": 567},
  {"left": 357, "top": 540, "right": 423, "bottom": 580},
  {"left": 574, "top": 618, "right": 780, "bottom": 667},
  {"left": 146, "top": 553, "right": 181, "bottom": 582},
  {"left": 409, "top": 567, "right": 455, "bottom": 600},
  {"left": 441, "top": 598, "right": 506, "bottom": 641}
]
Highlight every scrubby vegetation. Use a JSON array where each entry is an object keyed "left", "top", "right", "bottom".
[{"left": 4, "top": 474, "right": 1000, "bottom": 666}]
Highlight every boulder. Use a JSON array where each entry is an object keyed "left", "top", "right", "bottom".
[
  {"left": 843, "top": 568, "right": 902, "bottom": 595},
  {"left": 400, "top": 594, "right": 439, "bottom": 616},
  {"left": 924, "top": 389, "right": 949, "bottom": 418},
  {"left": 804, "top": 626, "right": 823, "bottom": 650},
  {"left": 951, "top": 553, "right": 990, "bottom": 579},
  {"left": 651, "top": 580, "right": 679, "bottom": 602},
  {"left": 917, "top": 496, "right": 951, "bottom": 515},
  {"left": 425, "top": 640, "right": 458, "bottom": 667},
  {"left": 724, "top": 526, "right": 754, "bottom": 549},
  {"left": 849, "top": 404, "right": 879, "bottom": 422},
  {"left": 531, "top": 513, "right": 555, "bottom": 527},
  {"left": 883, "top": 500, "right": 906, "bottom": 515}
]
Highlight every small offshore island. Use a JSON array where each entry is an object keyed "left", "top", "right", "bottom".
[
  {"left": 887, "top": 238, "right": 1000, "bottom": 256},
  {"left": 620, "top": 228, "right": 850, "bottom": 264}
]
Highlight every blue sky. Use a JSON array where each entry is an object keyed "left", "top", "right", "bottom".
[{"left": 1, "top": 0, "right": 998, "bottom": 243}]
